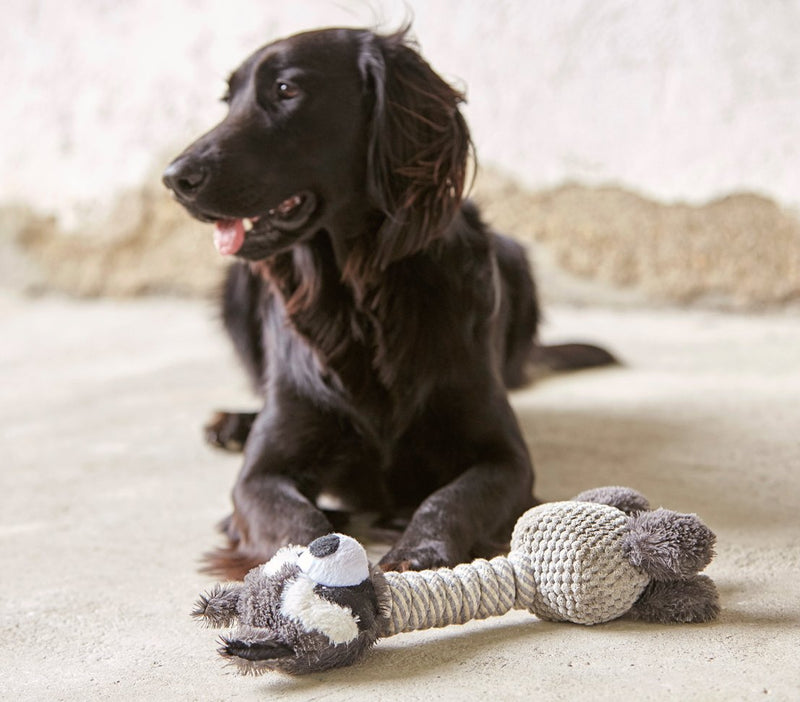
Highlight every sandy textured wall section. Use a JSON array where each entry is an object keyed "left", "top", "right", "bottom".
[{"left": 6, "top": 169, "right": 799, "bottom": 310}]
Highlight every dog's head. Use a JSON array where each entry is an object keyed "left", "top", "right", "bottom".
[{"left": 163, "top": 27, "right": 471, "bottom": 271}]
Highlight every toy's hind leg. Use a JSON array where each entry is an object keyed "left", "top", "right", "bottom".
[
  {"left": 574, "top": 486, "right": 650, "bottom": 514},
  {"left": 628, "top": 575, "right": 720, "bottom": 624}
]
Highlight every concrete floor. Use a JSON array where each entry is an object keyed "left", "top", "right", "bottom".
[{"left": 1, "top": 294, "right": 798, "bottom": 700}]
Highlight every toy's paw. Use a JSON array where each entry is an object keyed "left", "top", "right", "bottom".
[
  {"left": 378, "top": 540, "right": 458, "bottom": 572},
  {"left": 192, "top": 583, "right": 243, "bottom": 628},
  {"left": 628, "top": 574, "right": 720, "bottom": 623},
  {"left": 219, "top": 634, "right": 294, "bottom": 663},
  {"left": 218, "top": 625, "right": 359, "bottom": 676},
  {"left": 218, "top": 622, "right": 380, "bottom": 676},
  {"left": 203, "top": 411, "right": 256, "bottom": 451}
]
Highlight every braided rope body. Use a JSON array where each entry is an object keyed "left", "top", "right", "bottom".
[
  {"left": 381, "top": 556, "right": 523, "bottom": 635},
  {"left": 380, "top": 501, "right": 651, "bottom": 635}
]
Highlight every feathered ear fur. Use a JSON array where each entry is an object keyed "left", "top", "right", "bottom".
[{"left": 353, "top": 28, "right": 472, "bottom": 277}]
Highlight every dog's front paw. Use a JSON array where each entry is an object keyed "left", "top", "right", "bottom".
[
  {"left": 204, "top": 411, "right": 256, "bottom": 451},
  {"left": 378, "top": 540, "right": 460, "bottom": 572}
]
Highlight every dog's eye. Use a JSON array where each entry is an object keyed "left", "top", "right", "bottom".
[{"left": 276, "top": 81, "right": 300, "bottom": 100}]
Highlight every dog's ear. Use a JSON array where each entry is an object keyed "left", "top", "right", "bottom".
[{"left": 356, "top": 29, "right": 472, "bottom": 273}]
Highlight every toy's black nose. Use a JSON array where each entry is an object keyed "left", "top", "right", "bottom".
[
  {"left": 162, "top": 157, "right": 208, "bottom": 200},
  {"left": 308, "top": 534, "right": 340, "bottom": 558}
]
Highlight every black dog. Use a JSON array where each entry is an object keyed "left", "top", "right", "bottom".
[{"left": 163, "top": 27, "right": 614, "bottom": 579}]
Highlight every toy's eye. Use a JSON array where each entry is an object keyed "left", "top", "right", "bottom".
[{"left": 276, "top": 81, "right": 300, "bottom": 100}]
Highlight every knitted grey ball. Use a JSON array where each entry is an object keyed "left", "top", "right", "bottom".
[{"left": 510, "top": 500, "right": 650, "bottom": 624}]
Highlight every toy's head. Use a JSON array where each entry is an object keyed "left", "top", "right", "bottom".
[{"left": 193, "top": 534, "right": 390, "bottom": 675}]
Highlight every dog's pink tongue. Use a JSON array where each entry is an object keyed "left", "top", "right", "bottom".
[{"left": 213, "top": 219, "right": 245, "bottom": 255}]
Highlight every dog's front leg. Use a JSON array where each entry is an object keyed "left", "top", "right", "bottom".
[
  {"left": 204, "top": 403, "right": 338, "bottom": 580},
  {"left": 379, "top": 455, "right": 534, "bottom": 572}
]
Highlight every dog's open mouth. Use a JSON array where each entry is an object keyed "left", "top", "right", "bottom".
[{"left": 213, "top": 191, "right": 317, "bottom": 256}]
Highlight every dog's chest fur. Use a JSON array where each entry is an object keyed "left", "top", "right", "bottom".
[{"left": 257, "top": 226, "right": 495, "bottom": 446}]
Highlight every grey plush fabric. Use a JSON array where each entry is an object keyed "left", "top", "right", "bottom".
[
  {"left": 192, "top": 583, "right": 243, "bottom": 628},
  {"left": 574, "top": 486, "right": 651, "bottom": 514},
  {"left": 628, "top": 575, "right": 720, "bottom": 623},
  {"left": 194, "top": 557, "right": 385, "bottom": 675},
  {"left": 623, "top": 509, "right": 716, "bottom": 580}
]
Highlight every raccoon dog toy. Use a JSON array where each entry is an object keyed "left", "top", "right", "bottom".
[{"left": 193, "top": 486, "right": 719, "bottom": 674}]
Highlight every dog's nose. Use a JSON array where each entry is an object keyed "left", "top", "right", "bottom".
[{"left": 162, "top": 158, "right": 208, "bottom": 199}]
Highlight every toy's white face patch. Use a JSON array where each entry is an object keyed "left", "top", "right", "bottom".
[
  {"left": 298, "top": 534, "right": 369, "bottom": 587},
  {"left": 280, "top": 575, "right": 359, "bottom": 645},
  {"left": 260, "top": 545, "right": 303, "bottom": 577}
]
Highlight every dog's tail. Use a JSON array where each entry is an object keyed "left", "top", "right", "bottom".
[
  {"left": 199, "top": 514, "right": 269, "bottom": 581},
  {"left": 530, "top": 342, "right": 618, "bottom": 372},
  {"left": 201, "top": 546, "right": 264, "bottom": 582}
]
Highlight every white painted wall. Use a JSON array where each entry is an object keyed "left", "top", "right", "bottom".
[{"left": 3, "top": 0, "right": 799, "bottom": 228}]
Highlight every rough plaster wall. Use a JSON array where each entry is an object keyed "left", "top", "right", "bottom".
[
  {"left": 2, "top": 0, "right": 799, "bottom": 229},
  {"left": 420, "top": 1, "right": 800, "bottom": 206}
]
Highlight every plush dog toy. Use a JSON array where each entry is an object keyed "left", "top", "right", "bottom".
[{"left": 193, "top": 487, "right": 719, "bottom": 675}]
